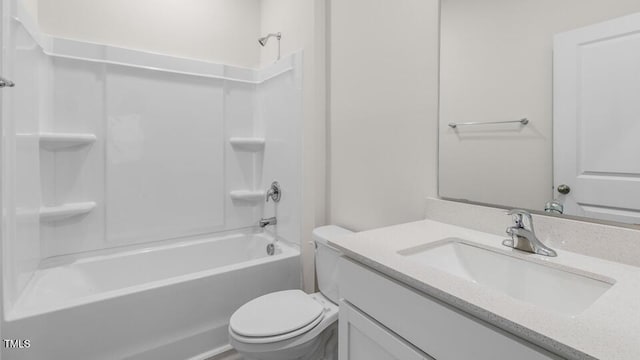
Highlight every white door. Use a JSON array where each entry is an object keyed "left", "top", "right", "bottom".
[
  {"left": 554, "top": 12, "right": 640, "bottom": 224},
  {"left": 338, "top": 300, "right": 434, "bottom": 360}
]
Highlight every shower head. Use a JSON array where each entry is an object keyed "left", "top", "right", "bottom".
[{"left": 258, "top": 32, "right": 281, "bottom": 47}]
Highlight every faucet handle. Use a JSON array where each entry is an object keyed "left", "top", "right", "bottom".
[
  {"left": 506, "top": 209, "right": 534, "bottom": 230},
  {"left": 266, "top": 181, "right": 281, "bottom": 203}
]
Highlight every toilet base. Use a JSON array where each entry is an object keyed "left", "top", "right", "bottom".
[{"left": 233, "top": 323, "right": 337, "bottom": 360}]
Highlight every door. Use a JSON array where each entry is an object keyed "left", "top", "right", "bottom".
[
  {"left": 554, "top": 12, "right": 640, "bottom": 224},
  {"left": 338, "top": 300, "right": 434, "bottom": 360}
]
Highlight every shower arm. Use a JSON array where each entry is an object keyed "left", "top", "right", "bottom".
[{"left": 258, "top": 32, "right": 282, "bottom": 61}]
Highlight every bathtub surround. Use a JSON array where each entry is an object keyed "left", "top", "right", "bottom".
[
  {"left": 4, "top": 9, "right": 46, "bottom": 314},
  {"left": 256, "top": 60, "right": 303, "bottom": 246},
  {"left": 2, "top": 2, "right": 304, "bottom": 358},
  {"left": 5, "top": 5, "right": 302, "bottom": 290},
  {"left": 260, "top": 0, "right": 328, "bottom": 294},
  {"left": 26, "top": 0, "right": 327, "bottom": 295}
]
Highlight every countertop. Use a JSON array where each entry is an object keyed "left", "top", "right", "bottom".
[{"left": 329, "top": 219, "right": 640, "bottom": 360}]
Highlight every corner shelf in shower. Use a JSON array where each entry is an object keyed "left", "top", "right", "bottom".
[
  {"left": 229, "top": 190, "right": 265, "bottom": 203},
  {"left": 229, "top": 137, "right": 265, "bottom": 152},
  {"left": 17, "top": 132, "right": 97, "bottom": 150},
  {"left": 40, "top": 201, "right": 96, "bottom": 222},
  {"left": 39, "top": 133, "right": 97, "bottom": 150}
]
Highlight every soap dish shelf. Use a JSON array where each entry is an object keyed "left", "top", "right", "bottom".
[
  {"left": 40, "top": 202, "right": 96, "bottom": 222},
  {"left": 229, "top": 137, "right": 265, "bottom": 152},
  {"left": 17, "top": 133, "right": 97, "bottom": 150},
  {"left": 229, "top": 190, "right": 265, "bottom": 203}
]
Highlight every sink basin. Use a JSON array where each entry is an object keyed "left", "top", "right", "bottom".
[{"left": 398, "top": 238, "right": 614, "bottom": 316}]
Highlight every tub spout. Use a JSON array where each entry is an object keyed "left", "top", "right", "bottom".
[{"left": 259, "top": 217, "right": 277, "bottom": 228}]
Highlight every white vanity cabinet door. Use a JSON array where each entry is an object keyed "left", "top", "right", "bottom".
[
  {"left": 339, "top": 258, "right": 561, "bottom": 360},
  {"left": 339, "top": 300, "right": 434, "bottom": 360}
]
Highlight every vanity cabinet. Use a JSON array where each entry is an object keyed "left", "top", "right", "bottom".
[
  {"left": 339, "top": 300, "right": 433, "bottom": 360},
  {"left": 338, "top": 257, "right": 561, "bottom": 360}
]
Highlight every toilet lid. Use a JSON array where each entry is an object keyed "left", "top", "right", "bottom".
[{"left": 230, "top": 290, "right": 324, "bottom": 338}]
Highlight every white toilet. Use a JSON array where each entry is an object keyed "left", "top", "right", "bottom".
[{"left": 228, "top": 225, "right": 353, "bottom": 360}]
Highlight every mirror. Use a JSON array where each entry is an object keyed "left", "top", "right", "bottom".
[{"left": 438, "top": 0, "right": 640, "bottom": 226}]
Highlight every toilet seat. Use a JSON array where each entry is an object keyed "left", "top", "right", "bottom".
[
  {"left": 229, "top": 290, "right": 325, "bottom": 343},
  {"left": 230, "top": 312, "right": 324, "bottom": 344}
]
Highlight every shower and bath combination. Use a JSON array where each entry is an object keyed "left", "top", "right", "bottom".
[
  {"left": 2, "top": 11, "right": 301, "bottom": 357},
  {"left": 258, "top": 32, "right": 282, "bottom": 61},
  {"left": 0, "top": 0, "right": 303, "bottom": 356}
]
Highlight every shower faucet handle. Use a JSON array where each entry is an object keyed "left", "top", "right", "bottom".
[{"left": 266, "top": 181, "right": 281, "bottom": 203}]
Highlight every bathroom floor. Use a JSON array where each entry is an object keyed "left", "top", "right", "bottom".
[{"left": 208, "top": 350, "right": 243, "bottom": 360}]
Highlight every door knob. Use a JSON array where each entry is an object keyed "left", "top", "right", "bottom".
[{"left": 557, "top": 184, "right": 571, "bottom": 195}]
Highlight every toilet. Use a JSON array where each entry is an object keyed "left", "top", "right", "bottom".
[{"left": 228, "top": 225, "right": 353, "bottom": 360}]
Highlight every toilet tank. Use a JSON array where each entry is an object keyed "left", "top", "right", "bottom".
[{"left": 313, "top": 225, "right": 353, "bottom": 304}]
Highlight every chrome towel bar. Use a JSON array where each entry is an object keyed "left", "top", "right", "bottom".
[{"left": 448, "top": 118, "right": 529, "bottom": 129}]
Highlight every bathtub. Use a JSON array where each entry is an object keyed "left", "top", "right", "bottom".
[{"left": 3, "top": 231, "right": 301, "bottom": 360}]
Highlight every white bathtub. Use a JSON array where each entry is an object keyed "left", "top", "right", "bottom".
[{"left": 3, "top": 231, "right": 301, "bottom": 360}]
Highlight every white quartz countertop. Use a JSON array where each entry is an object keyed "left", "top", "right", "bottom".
[{"left": 329, "top": 220, "right": 640, "bottom": 360}]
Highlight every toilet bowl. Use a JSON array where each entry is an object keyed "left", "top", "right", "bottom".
[
  {"left": 229, "top": 291, "right": 338, "bottom": 360},
  {"left": 228, "top": 226, "right": 353, "bottom": 360}
]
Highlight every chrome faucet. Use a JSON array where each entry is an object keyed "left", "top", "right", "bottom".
[
  {"left": 259, "top": 217, "right": 277, "bottom": 228},
  {"left": 503, "top": 209, "right": 557, "bottom": 257}
]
